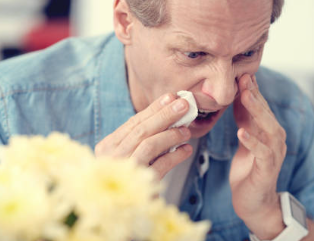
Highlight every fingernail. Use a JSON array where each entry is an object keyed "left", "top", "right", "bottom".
[
  {"left": 179, "top": 127, "right": 190, "bottom": 137},
  {"left": 247, "top": 78, "right": 255, "bottom": 90},
  {"left": 243, "top": 130, "right": 250, "bottom": 140},
  {"left": 160, "top": 94, "right": 172, "bottom": 106},
  {"left": 183, "top": 144, "right": 192, "bottom": 152},
  {"left": 172, "top": 100, "right": 186, "bottom": 112}
]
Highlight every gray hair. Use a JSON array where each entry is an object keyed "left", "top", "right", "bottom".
[{"left": 125, "top": 0, "right": 284, "bottom": 27}]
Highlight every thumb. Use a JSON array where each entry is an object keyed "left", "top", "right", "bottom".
[
  {"left": 233, "top": 94, "right": 250, "bottom": 129},
  {"left": 233, "top": 74, "right": 255, "bottom": 130}
]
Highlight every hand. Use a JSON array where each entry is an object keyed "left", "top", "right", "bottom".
[
  {"left": 231, "top": 74, "right": 287, "bottom": 239},
  {"left": 95, "top": 93, "right": 193, "bottom": 180}
]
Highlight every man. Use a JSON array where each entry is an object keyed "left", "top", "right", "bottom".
[{"left": 0, "top": 0, "right": 313, "bottom": 240}]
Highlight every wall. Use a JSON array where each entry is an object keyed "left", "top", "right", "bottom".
[{"left": 261, "top": 0, "right": 314, "bottom": 103}]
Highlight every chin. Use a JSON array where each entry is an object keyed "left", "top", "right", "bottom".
[{"left": 189, "top": 128, "right": 212, "bottom": 139}]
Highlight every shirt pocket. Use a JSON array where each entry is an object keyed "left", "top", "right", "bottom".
[{"left": 4, "top": 83, "right": 96, "bottom": 148}]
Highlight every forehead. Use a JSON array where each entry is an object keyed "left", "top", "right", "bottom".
[{"left": 164, "top": 0, "right": 272, "bottom": 55}]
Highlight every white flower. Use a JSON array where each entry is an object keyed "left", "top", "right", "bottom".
[
  {"left": 0, "top": 133, "right": 94, "bottom": 185},
  {"left": 65, "top": 156, "right": 160, "bottom": 213},
  {"left": 0, "top": 133, "right": 211, "bottom": 241},
  {"left": 0, "top": 168, "right": 52, "bottom": 241},
  {"left": 147, "top": 199, "right": 211, "bottom": 241}
]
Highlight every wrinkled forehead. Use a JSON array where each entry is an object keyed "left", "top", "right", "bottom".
[
  {"left": 165, "top": 0, "right": 272, "bottom": 54},
  {"left": 167, "top": 0, "right": 273, "bottom": 23}
]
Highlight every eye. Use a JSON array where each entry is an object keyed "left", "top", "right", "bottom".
[
  {"left": 184, "top": 52, "right": 207, "bottom": 59},
  {"left": 174, "top": 50, "right": 209, "bottom": 67},
  {"left": 233, "top": 47, "right": 262, "bottom": 62},
  {"left": 242, "top": 50, "right": 256, "bottom": 57}
]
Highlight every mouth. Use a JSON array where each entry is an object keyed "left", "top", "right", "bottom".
[
  {"left": 189, "top": 108, "right": 222, "bottom": 128},
  {"left": 196, "top": 109, "right": 220, "bottom": 121}
]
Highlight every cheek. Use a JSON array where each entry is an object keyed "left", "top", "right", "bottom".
[
  {"left": 140, "top": 59, "right": 182, "bottom": 100},
  {"left": 155, "top": 59, "right": 200, "bottom": 91}
]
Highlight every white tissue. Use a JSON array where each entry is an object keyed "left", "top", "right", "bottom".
[
  {"left": 169, "top": 90, "right": 198, "bottom": 152},
  {"left": 170, "top": 90, "right": 198, "bottom": 128}
]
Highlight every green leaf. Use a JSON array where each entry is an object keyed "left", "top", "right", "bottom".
[{"left": 64, "top": 211, "right": 79, "bottom": 228}]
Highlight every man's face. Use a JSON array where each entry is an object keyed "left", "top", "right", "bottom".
[{"left": 125, "top": 0, "right": 272, "bottom": 138}]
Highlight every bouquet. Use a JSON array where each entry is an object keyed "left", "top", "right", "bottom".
[{"left": 0, "top": 133, "right": 210, "bottom": 241}]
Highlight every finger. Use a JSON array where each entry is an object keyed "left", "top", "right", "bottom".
[
  {"left": 237, "top": 128, "right": 276, "bottom": 172},
  {"left": 233, "top": 94, "right": 252, "bottom": 128},
  {"left": 132, "top": 127, "right": 191, "bottom": 166},
  {"left": 241, "top": 89, "right": 283, "bottom": 136},
  {"left": 238, "top": 74, "right": 270, "bottom": 110},
  {"left": 95, "top": 93, "right": 176, "bottom": 155},
  {"left": 237, "top": 74, "right": 286, "bottom": 143},
  {"left": 150, "top": 144, "right": 193, "bottom": 180},
  {"left": 234, "top": 74, "right": 258, "bottom": 130},
  {"left": 252, "top": 76, "right": 275, "bottom": 117},
  {"left": 112, "top": 93, "right": 176, "bottom": 142},
  {"left": 233, "top": 87, "right": 258, "bottom": 136},
  {"left": 115, "top": 98, "right": 189, "bottom": 157}
]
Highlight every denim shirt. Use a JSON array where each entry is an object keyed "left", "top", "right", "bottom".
[{"left": 0, "top": 33, "right": 314, "bottom": 241}]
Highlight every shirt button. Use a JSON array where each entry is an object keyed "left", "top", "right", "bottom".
[
  {"left": 189, "top": 195, "right": 198, "bottom": 205},
  {"left": 199, "top": 155, "right": 205, "bottom": 164}
]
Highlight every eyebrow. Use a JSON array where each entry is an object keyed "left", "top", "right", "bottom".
[
  {"left": 170, "top": 31, "right": 269, "bottom": 54},
  {"left": 244, "top": 31, "right": 269, "bottom": 52},
  {"left": 171, "top": 35, "right": 206, "bottom": 49}
]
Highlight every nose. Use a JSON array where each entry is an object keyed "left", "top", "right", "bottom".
[{"left": 201, "top": 61, "right": 238, "bottom": 106}]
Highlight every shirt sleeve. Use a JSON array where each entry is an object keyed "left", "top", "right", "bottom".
[
  {"left": 290, "top": 94, "right": 314, "bottom": 220},
  {"left": 0, "top": 78, "right": 11, "bottom": 146}
]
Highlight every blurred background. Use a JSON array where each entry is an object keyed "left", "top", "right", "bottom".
[{"left": 0, "top": 0, "right": 313, "bottom": 103}]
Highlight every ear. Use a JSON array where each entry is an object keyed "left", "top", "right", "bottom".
[{"left": 113, "top": 0, "right": 134, "bottom": 45}]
